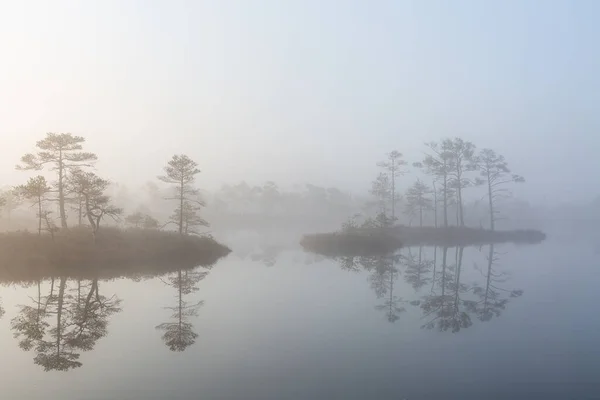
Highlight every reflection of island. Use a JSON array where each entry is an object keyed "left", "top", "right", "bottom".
[
  {"left": 11, "top": 277, "right": 121, "bottom": 371},
  {"left": 334, "top": 244, "right": 523, "bottom": 330},
  {"left": 156, "top": 268, "right": 209, "bottom": 351}
]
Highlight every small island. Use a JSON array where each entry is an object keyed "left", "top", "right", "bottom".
[
  {"left": 0, "top": 133, "right": 230, "bottom": 282},
  {"left": 301, "top": 141, "right": 546, "bottom": 257},
  {"left": 0, "top": 228, "right": 231, "bottom": 282},
  {"left": 300, "top": 226, "right": 546, "bottom": 256}
]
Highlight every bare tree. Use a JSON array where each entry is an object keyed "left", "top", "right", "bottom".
[
  {"left": 158, "top": 155, "right": 208, "bottom": 235},
  {"left": 15, "top": 176, "right": 52, "bottom": 235},
  {"left": 17, "top": 133, "right": 97, "bottom": 228},
  {"left": 377, "top": 151, "right": 407, "bottom": 222},
  {"left": 405, "top": 179, "right": 433, "bottom": 227},
  {"left": 477, "top": 149, "right": 525, "bottom": 230}
]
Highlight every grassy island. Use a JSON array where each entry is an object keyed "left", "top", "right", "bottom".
[
  {"left": 300, "top": 225, "right": 546, "bottom": 256},
  {"left": 0, "top": 227, "right": 231, "bottom": 282}
]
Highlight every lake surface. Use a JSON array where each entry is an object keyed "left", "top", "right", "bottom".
[{"left": 0, "top": 236, "right": 598, "bottom": 399}]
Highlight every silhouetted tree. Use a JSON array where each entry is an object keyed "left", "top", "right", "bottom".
[
  {"left": 17, "top": 133, "right": 97, "bottom": 228},
  {"left": 173, "top": 201, "right": 209, "bottom": 235},
  {"left": 445, "top": 138, "right": 477, "bottom": 226},
  {"left": 415, "top": 141, "right": 453, "bottom": 227},
  {"left": 370, "top": 173, "right": 392, "bottom": 227},
  {"left": 15, "top": 176, "right": 51, "bottom": 235},
  {"left": 377, "top": 151, "right": 407, "bottom": 222},
  {"left": 0, "top": 188, "right": 22, "bottom": 225},
  {"left": 70, "top": 171, "right": 122, "bottom": 238},
  {"left": 477, "top": 149, "right": 525, "bottom": 230},
  {"left": 159, "top": 155, "right": 208, "bottom": 235},
  {"left": 405, "top": 179, "right": 433, "bottom": 227},
  {"left": 142, "top": 214, "right": 159, "bottom": 229},
  {"left": 125, "top": 211, "right": 145, "bottom": 228},
  {"left": 124, "top": 211, "right": 159, "bottom": 229}
]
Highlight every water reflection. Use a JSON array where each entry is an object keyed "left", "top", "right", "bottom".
[
  {"left": 2, "top": 243, "right": 525, "bottom": 375},
  {"left": 467, "top": 244, "right": 523, "bottom": 322},
  {"left": 11, "top": 277, "right": 122, "bottom": 371},
  {"left": 156, "top": 269, "right": 209, "bottom": 351},
  {"left": 421, "top": 247, "right": 472, "bottom": 332},
  {"left": 334, "top": 244, "right": 523, "bottom": 330}
]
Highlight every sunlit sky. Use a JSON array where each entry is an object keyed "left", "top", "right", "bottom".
[{"left": 0, "top": 0, "right": 598, "bottom": 205}]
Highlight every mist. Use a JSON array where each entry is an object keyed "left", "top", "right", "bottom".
[
  {"left": 1, "top": 2, "right": 600, "bottom": 399},
  {"left": 1, "top": 0, "right": 599, "bottom": 209}
]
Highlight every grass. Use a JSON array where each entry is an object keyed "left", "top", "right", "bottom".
[
  {"left": 0, "top": 227, "right": 231, "bottom": 283},
  {"left": 300, "top": 225, "right": 546, "bottom": 256}
]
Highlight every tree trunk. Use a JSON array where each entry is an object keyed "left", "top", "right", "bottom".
[
  {"left": 78, "top": 194, "right": 83, "bottom": 227},
  {"left": 179, "top": 178, "right": 184, "bottom": 235},
  {"left": 38, "top": 196, "right": 42, "bottom": 236},
  {"left": 56, "top": 277, "right": 66, "bottom": 357},
  {"left": 419, "top": 205, "right": 423, "bottom": 228},
  {"left": 391, "top": 165, "right": 395, "bottom": 222},
  {"left": 58, "top": 151, "right": 68, "bottom": 229},
  {"left": 433, "top": 180, "right": 438, "bottom": 228},
  {"left": 457, "top": 182, "right": 465, "bottom": 226},
  {"left": 442, "top": 173, "right": 448, "bottom": 228},
  {"left": 487, "top": 170, "right": 495, "bottom": 231}
]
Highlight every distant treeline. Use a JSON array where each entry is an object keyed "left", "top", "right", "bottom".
[{"left": 1, "top": 133, "right": 596, "bottom": 235}]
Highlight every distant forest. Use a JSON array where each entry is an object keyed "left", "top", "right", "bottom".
[{"left": 1, "top": 132, "right": 598, "bottom": 235}]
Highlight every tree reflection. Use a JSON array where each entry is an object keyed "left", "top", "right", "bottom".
[
  {"left": 404, "top": 247, "right": 433, "bottom": 291},
  {"left": 11, "top": 277, "right": 121, "bottom": 371},
  {"left": 156, "top": 269, "right": 208, "bottom": 351},
  {"left": 357, "top": 253, "right": 415, "bottom": 323},
  {"left": 331, "top": 244, "right": 524, "bottom": 331},
  {"left": 466, "top": 244, "right": 523, "bottom": 321},
  {"left": 32, "top": 277, "right": 81, "bottom": 371},
  {"left": 66, "top": 278, "right": 122, "bottom": 351},
  {"left": 421, "top": 246, "right": 472, "bottom": 333},
  {"left": 11, "top": 280, "right": 48, "bottom": 351}
]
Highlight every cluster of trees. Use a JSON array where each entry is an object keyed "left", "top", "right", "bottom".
[
  {"left": 5, "top": 132, "right": 209, "bottom": 238},
  {"left": 365, "top": 138, "right": 524, "bottom": 230},
  {"left": 0, "top": 133, "right": 531, "bottom": 236}
]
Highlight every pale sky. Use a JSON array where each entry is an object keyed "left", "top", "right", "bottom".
[{"left": 0, "top": 0, "right": 598, "bottom": 205}]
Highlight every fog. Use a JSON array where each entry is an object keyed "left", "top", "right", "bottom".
[{"left": 1, "top": 0, "right": 599, "bottom": 230}]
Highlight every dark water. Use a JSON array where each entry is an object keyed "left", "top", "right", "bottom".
[{"left": 0, "top": 238, "right": 598, "bottom": 399}]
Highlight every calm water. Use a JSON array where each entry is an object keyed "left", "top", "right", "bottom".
[{"left": 0, "top": 237, "right": 599, "bottom": 399}]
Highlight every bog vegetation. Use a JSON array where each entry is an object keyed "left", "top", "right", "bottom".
[{"left": 1, "top": 132, "right": 228, "bottom": 272}]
